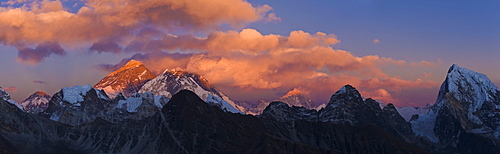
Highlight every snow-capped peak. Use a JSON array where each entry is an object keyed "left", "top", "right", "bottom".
[
  {"left": 20, "top": 91, "right": 51, "bottom": 114},
  {"left": 139, "top": 69, "right": 244, "bottom": 114},
  {"left": 437, "top": 64, "right": 499, "bottom": 112},
  {"left": 411, "top": 64, "right": 500, "bottom": 143},
  {"left": 278, "top": 88, "right": 315, "bottom": 109},
  {"left": 94, "top": 59, "right": 157, "bottom": 97},
  {"left": 109, "top": 60, "right": 144, "bottom": 75},
  {"left": 62, "top": 84, "right": 94, "bottom": 104}
]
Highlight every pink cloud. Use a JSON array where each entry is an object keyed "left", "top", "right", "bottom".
[{"left": 3, "top": 86, "right": 17, "bottom": 92}]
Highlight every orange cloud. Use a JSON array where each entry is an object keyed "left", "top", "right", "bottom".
[
  {"left": 104, "top": 27, "right": 441, "bottom": 105},
  {"left": 0, "top": 0, "right": 274, "bottom": 63}
]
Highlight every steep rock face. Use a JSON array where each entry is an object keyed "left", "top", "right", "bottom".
[
  {"left": 0, "top": 90, "right": 426, "bottom": 153},
  {"left": 94, "top": 60, "right": 157, "bottom": 98},
  {"left": 263, "top": 85, "right": 416, "bottom": 143},
  {"left": 138, "top": 68, "right": 244, "bottom": 114},
  {"left": 411, "top": 64, "right": 500, "bottom": 152},
  {"left": 20, "top": 91, "right": 51, "bottom": 114}
]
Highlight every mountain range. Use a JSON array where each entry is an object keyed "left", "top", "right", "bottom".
[{"left": 0, "top": 60, "right": 499, "bottom": 153}]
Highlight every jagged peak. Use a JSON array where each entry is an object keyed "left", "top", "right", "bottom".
[
  {"left": 443, "top": 64, "right": 498, "bottom": 92},
  {"left": 333, "top": 85, "right": 361, "bottom": 97},
  {"left": 328, "top": 84, "right": 364, "bottom": 105},
  {"left": 383, "top": 103, "right": 397, "bottom": 111},
  {"left": 448, "top": 64, "right": 459, "bottom": 73}
]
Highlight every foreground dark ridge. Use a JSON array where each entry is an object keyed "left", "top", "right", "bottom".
[{"left": 0, "top": 90, "right": 424, "bottom": 153}]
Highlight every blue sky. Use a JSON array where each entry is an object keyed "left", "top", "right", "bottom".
[{"left": 0, "top": 0, "right": 498, "bottom": 106}]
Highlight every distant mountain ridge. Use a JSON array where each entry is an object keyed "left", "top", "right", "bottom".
[
  {"left": 262, "top": 85, "right": 416, "bottom": 143},
  {"left": 3, "top": 63, "right": 500, "bottom": 153},
  {"left": 0, "top": 89, "right": 426, "bottom": 153},
  {"left": 237, "top": 88, "right": 325, "bottom": 115}
]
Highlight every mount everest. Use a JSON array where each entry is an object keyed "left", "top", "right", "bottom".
[{"left": 0, "top": 61, "right": 499, "bottom": 153}]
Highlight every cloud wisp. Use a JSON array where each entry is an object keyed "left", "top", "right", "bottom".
[
  {"left": 33, "top": 80, "right": 48, "bottom": 84},
  {"left": 3, "top": 86, "right": 18, "bottom": 92}
]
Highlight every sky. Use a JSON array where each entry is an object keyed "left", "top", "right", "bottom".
[{"left": 0, "top": 0, "right": 499, "bottom": 107}]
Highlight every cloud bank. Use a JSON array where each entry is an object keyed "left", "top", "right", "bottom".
[
  {"left": 98, "top": 28, "right": 440, "bottom": 106},
  {"left": 0, "top": 0, "right": 275, "bottom": 62},
  {"left": 2, "top": 0, "right": 441, "bottom": 106}
]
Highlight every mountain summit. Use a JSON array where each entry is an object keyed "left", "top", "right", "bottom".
[
  {"left": 139, "top": 68, "right": 245, "bottom": 114},
  {"left": 20, "top": 91, "right": 51, "bottom": 114},
  {"left": 94, "top": 60, "right": 157, "bottom": 97},
  {"left": 411, "top": 64, "right": 500, "bottom": 150},
  {"left": 278, "top": 88, "right": 315, "bottom": 109}
]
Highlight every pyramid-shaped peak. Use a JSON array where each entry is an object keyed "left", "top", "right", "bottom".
[
  {"left": 281, "top": 88, "right": 305, "bottom": 98},
  {"left": 336, "top": 85, "right": 359, "bottom": 95},
  {"left": 329, "top": 84, "right": 363, "bottom": 103}
]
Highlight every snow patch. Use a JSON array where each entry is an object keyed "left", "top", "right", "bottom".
[
  {"left": 50, "top": 113, "right": 61, "bottom": 121},
  {"left": 206, "top": 94, "right": 242, "bottom": 114},
  {"left": 410, "top": 112, "right": 439, "bottom": 143},
  {"left": 62, "top": 84, "right": 93, "bottom": 104},
  {"left": 116, "top": 97, "right": 143, "bottom": 113},
  {"left": 7, "top": 99, "right": 24, "bottom": 111}
]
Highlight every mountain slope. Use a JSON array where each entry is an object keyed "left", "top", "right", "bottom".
[
  {"left": 20, "top": 91, "right": 51, "bottom": 114},
  {"left": 411, "top": 64, "right": 500, "bottom": 151},
  {"left": 0, "top": 89, "right": 426, "bottom": 153},
  {"left": 138, "top": 68, "right": 245, "bottom": 114},
  {"left": 94, "top": 60, "right": 157, "bottom": 97},
  {"left": 0, "top": 87, "right": 23, "bottom": 111}
]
